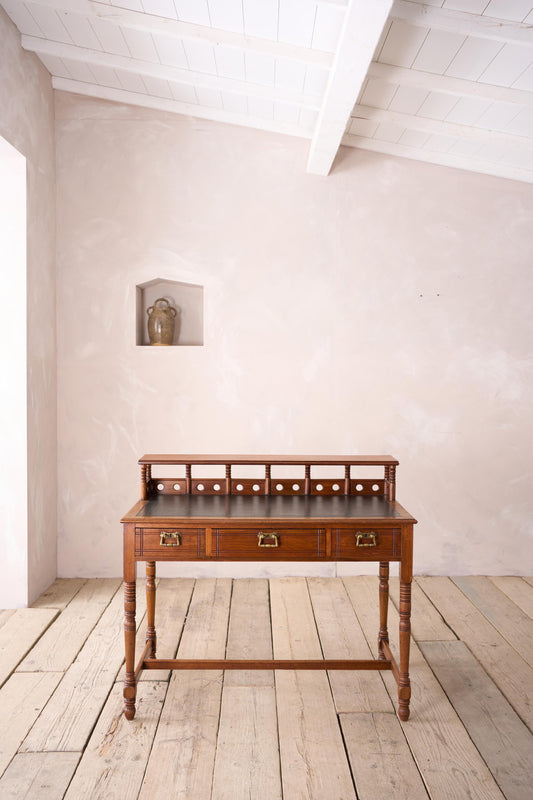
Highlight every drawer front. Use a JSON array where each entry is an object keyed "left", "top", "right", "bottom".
[
  {"left": 135, "top": 527, "right": 205, "bottom": 560},
  {"left": 334, "top": 527, "right": 401, "bottom": 560},
  {"left": 212, "top": 528, "right": 326, "bottom": 560}
]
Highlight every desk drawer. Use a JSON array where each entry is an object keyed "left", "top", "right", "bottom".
[
  {"left": 212, "top": 528, "right": 326, "bottom": 560},
  {"left": 334, "top": 527, "right": 401, "bottom": 560},
  {"left": 135, "top": 527, "right": 204, "bottom": 559}
]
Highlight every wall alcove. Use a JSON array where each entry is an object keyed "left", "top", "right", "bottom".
[{"left": 136, "top": 278, "right": 204, "bottom": 346}]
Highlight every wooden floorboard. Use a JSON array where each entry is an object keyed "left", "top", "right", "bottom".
[
  {"left": 389, "top": 576, "right": 458, "bottom": 642},
  {"left": 63, "top": 681, "right": 166, "bottom": 800},
  {"left": 211, "top": 685, "right": 281, "bottom": 800},
  {"left": 489, "top": 577, "right": 533, "bottom": 619},
  {"left": 0, "top": 610, "right": 16, "bottom": 630},
  {"left": 0, "top": 672, "right": 63, "bottom": 776},
  {"left": 0, "top": 575, "right": 532, "bottom": 799},
  {"left": 344, "top": 576, "right": 507, "bottom": 800},
  {"left": 20, "top": 583, "right": 139, "bottom": 753},
  {"left": 17, "top": 578, "right": 121, "bottom": 673},
  {"left": 30, "top": 578, "right": 86, "bottom": 610},
  {"left": 0, "top": 753, "right": 80, "bottom": 800},
  {"left": 138, "top": 579, "right": 231, "bottom": 800},
  {"left": 452, "top": 576, "right": 533, "bottom": 668},
  {"left": 340, "top": 711, "right": 430, "bottom": 800},
  {"left": 223, "top": 577, "right": 273, "bottom": 688},
  {"left": 417, "top": 576, "right": 533, "bottom": 732},
  {"left": 0, "top": 608, "right": 59, "bottom": 688},
  {"left": 271, "top": 577, "right": 356, "bottom": 800},
  {"left": 420, "top": 640, "right": 533, "bottom": 800},
  {"left": 308, "top": 576, "right": 393, "bottom": 713}
]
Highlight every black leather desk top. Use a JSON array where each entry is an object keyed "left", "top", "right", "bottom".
[{"left": 135, "top": 493, "right": 408, "bottom": 521}]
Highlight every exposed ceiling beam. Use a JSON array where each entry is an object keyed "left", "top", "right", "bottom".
[
  {"left": 318, "top": 0, "right": 348, "bottom": 7},
  {"left": 391, "top": 0, "right": 533, "bottom": 47},
  {"left": 368, "top": 62, "right": 533, "bottom": 109},
  {"left": 342, "top": 132, "right": 533, "bottom": 184},
  {"left": 51, "top": 76, "right": 313, "bottom": 140},
  {"left": 350, "top": 104, "right": 533, "bottom": 153},
  {"left": 307, "top": 0, "right": 393, "bottom": 175},
  {"left": 22, "top": 35, "right": 321, "bottom": 108},
  {"left": 21, "top": 0, "right": 334, "bottom": 67}
]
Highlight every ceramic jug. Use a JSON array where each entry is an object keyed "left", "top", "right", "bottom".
[{"left": 146, "top": 297, "right": 177, "bottom": 345}]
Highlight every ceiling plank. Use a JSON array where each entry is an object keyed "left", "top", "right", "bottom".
[
  {"left": 391, "top": 0, "right": 533, "bottom": 47},
  {"left": 51, "top": 75, "right": 313, "bottom": 138},
  {"left": 22, "top": 35, "right": 322, "bottom": 108},
  {"left": 342, "top": 133, "right": 533, "bottom": 183},
  {"left": 351, "top": 104, "right": 533, "bottom": 152},
  {"left": 368, "top": 62, "right": 533, "bottom": 108},
  {"left": 22, "top": 0, "right": 334, "bottom": 67},
  {"left": 307, "top": 0, "right": 393, "bottom": 175}
]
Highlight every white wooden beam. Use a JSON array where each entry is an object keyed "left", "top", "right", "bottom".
[
  {"left": 318, "top": 0, "right": 348, "bottom": 7},
  {"left": 342, "top": 132, "right": 533, "bottom": 184},
  {"left": 22, "top": 35, "right": 321, "bottom": 108},
  {"left": 21, "top": 0, "right": 334, "bottom": 67},
  {"left": 391, "top": 0, "right": 533, "bottom": 47},
  {"left": 307, "top": 0, "right": 393, "bottom": 175},
  {"left": 351, "top": 104, "right": 533, "bottom": 153},
  {"left": 368, "top": 62, "right": 533, "bottom": 109},
  {"left": 52, "top": 76, "right": 313, "bottom": 139}
]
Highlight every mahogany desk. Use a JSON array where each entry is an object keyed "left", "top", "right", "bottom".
[{"left": 121, "top": 454, "right": 417, "bottom": 721}]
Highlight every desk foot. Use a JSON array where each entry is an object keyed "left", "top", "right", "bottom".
[
  {"left": 123, "top": 681, "right": 137, "bottom": 720},
  {"left": 398, "top": 680, "right": 411, "bottom": 721},
  {"left": 378, "top": 637, "right": 389, "bottom": 661},
  {"left": 398, "top": 701, "right": 410, "bottom": 722}
]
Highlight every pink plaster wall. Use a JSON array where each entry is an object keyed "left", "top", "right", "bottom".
[
  {"left": 55, "top": 91, "right": 533, "bottom": 578},
  {"left": 0, "top": 8, "right": 57, "bottom": 604}
]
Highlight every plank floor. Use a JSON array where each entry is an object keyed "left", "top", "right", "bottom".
[{"left": 1, "top": 576, "right": 532, "bottom": 800}]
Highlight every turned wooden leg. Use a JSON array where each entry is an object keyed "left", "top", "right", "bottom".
[
  {"left": 378, "top": 561, "right": 389, "bottom": 659},
  {"left": 123, "top": 579, "right": 137, "bottom": 720},
  {"left": 398, "top": 579, "right": 412, "bottom": 721},
  {"left": 146, "top": 561, "right": 157, "bottom": 658}
]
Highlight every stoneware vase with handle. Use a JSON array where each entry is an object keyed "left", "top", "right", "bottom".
[{"left": 146, "top": 297, "right": 177, "bottom": 345}]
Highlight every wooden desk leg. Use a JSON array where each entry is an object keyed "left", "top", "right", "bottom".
[
  {"left": 398, "top": 581, "right": 412, "bottom": 721},
  {"left": 378, "top": 561, "right": 389, "bottom": 659},
  {"left": 146, "top": 561, "right": 156, "bottom": 658},
  {"left": 123, "top": 579, "right": 137, "bottom": 720},
  {"left": 398, "top": 525, "right": 413, "bottom": 721},
  {"left": 123, "top": 522, "right": 137, "bottom": 720}
]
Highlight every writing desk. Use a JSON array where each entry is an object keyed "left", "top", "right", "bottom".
[{"left": 121, "top": 454, "right": 417, "bottom": 721}]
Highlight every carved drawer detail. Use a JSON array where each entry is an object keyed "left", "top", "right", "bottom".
[
  {"left": 135, "top": 527, "right": 205, "bottom": 559},
  {"left": 212, "top": 528, "right": 326, "bottom": 560},
  {"left": 334, "top": 527, "right": 401, "bottom": 560}
]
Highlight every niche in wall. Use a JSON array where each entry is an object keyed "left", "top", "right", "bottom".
[{"left": 136, "top": 278, "right": 204, "bottom": 346}]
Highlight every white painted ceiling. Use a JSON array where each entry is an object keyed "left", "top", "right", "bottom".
[{"left": 2, "top": 0, "right": 533, "bottom": 182}]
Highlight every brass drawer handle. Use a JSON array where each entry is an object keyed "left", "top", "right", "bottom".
[
  {"left": 356, "top": 532, "right": 377, "bottom": 547},
  {"left": 160, "top": 531, "right": 181, "bottom": 547},
  {"left": 257, "top": 532, "right": 279, "bottom": 548}
]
